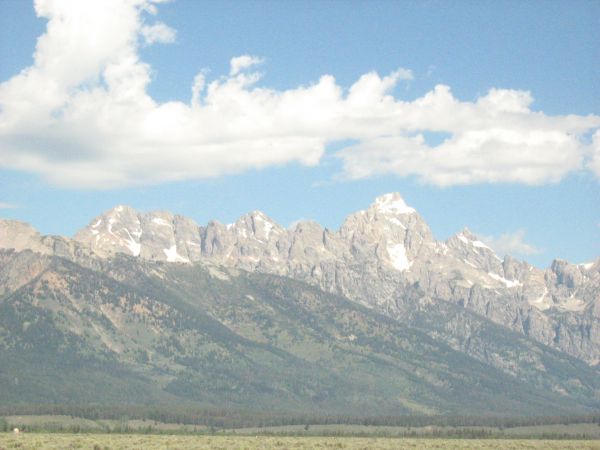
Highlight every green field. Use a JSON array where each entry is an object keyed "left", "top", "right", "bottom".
[{"left": 0, "top": 434, "right": 599, "bottom": 450}]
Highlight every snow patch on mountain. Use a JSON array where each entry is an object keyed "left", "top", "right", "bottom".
[
  {"left": 530, "top": 288, "right": 551, "bottom": 311},
  {"left": 125, "top": 238, "right": 141, "bottom": 256},
  {"left": 488, "top": 272, "right": 521, "bottom": 288},
  {"left": 472, "top": 240, "right": 491, "bottom": 250},
  {"left": 463, "top": 259, "right": 479, "bottom": 269},
  {"left": 456, "top": 231, "right": 502, "bottom": 261},
  {"left": 387, "top": 217, "right": 407, "bottom": 229},
  {"left": 123, "top": 229, "right": 141, "bottom": 256},
  {"left": 387, "top": 243, "right": 411, "bottom": 271},
  {"left": 256, "top": 215, "right": 274, "bottom": 238},
  {"left": 152, "top": 218, "right": 172, "bottom": 227},
  {"left": 163, "top": 245, "right": 190, "bottom": 263}
]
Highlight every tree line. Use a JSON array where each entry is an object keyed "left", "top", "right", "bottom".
[{"left": 1, "top": 404, "right": 599, "bottom": 430}]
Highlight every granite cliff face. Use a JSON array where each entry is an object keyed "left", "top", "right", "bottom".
[{"left": 2, "top": 193, "right": 599, "bottom": 367}]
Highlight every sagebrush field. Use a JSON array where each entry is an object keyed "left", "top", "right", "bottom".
[{"left": 1, "top": 434, "right": 600, "bottom": 450}]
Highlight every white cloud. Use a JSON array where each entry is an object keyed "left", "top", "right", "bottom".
[
  {"left": 0, "top": 0, "right": 598, "bottom": 189},
  {"left": 141, "top": 22, "right": 176, "bottom": 44},
  {"left": 336, "top": 85, "right": 599, "bottom": 186},
  {"left": 480, "top": 230, "right": 540, "bottom": 256},
  {"left": 229, "top": 55, "right": 264, "bottom": 76},
  {"left": 0, "top": 203, "right": 17, "bottom": 209},
  {"left": 588, "top": 130, "right": 600, "bottom": 177}
]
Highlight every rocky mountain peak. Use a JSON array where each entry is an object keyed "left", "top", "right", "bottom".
[
  {"left": 234, "top": 210, "right": 283, "bottom": 242},
  {"left": 98, "top": 204, "right": 141, "bottom": 228},
  {"left": 444, "top": 228, "right": 509, "bottom": 280},
  {"left": 550, "top": 259, "right": 587, "bottom": 289},
  {"left": 447, "top": 228, "right": 496, "bottom": 255},
  {"left": 75, "top": 205, "right": 142, "bottom": 257},
  {"left": 107, "top": 204, "right": 136, "bottom": 215},
  {"left": 0, "top": 219, "right": 49, "bottom": 254},
  {"left": 290, "top": 220, "right": 323, "bottom": 233},
  {"left": 372, "top": 192, "right": 416, "bottom": 216},
  {"left": 458, "top": 227, "right": 479, "bottom": 240},
  {"left": 341, "top": 193, "right": 432, "bottom": 240},
  {"left": 74, "top": 205, "right": 203, "bottom": 262}
]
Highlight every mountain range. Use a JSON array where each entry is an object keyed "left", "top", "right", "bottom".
[{"left": 0, "top": 193, "right": 598, "bottom": 415}]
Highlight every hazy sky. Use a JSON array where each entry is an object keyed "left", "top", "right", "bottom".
[{"left": 0, "top": 0, "right": 598, "bottom": 267}]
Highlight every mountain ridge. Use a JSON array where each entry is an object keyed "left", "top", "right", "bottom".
[
  {"left": 1, "top": 193, "right": 599, "bottom": 368},
  {"left": 1, "top": 248, "right": 599, "bottom": 415}
]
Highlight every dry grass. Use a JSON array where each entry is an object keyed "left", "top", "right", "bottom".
[{"left": 0, "top": 433, "right": 599, "bottom": 449}]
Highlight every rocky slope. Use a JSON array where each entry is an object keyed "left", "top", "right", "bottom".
[
  {"left": 1, "top": 249, "right": 599, "bottom": 415},
  {"left": 1, "top": 193, "right": 598, "bottom": 368}
]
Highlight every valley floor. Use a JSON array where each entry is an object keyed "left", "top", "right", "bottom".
[{"left": 0, "top": 434, "right": 600, "bottom": 450}]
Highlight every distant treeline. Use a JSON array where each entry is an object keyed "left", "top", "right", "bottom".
[
  {"left": 247, "top": 428, "right": 600, "bottom": 440},
  {"left": 1, "top": 404, "right": 599, "bottom": 430}
]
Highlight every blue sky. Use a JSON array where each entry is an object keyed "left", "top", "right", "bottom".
[{"left": 0, "top": 0, "right": 598, "bottom": 267}]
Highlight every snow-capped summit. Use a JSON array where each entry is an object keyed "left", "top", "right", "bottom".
[
  {"left": 75, "top": 206, "right": 201, "bottom": 262},
  {"left": 373, "top": 192, "right": 416, "bottom": 215},
  {"left": 75, "top": 205, "right": 142, "bottom": 257}
]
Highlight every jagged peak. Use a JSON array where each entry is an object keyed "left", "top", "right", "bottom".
[
  {"left": 452, "top": 228, "right": 489, "bottom": 248},
  {"left": 0, "top": 219, "right": 42, "bottom": 240},
  {"left": 248, "top": 210, "right": 275, "bottom": 221},
  {"left": 240, "top": 210, "right": 282, "bottom": 228},
  {"left": 457, "top": 227, "right": 478, "bottom": 241},
  {"left": 81, "top": 205, "right": 140, "bottom": 232},
  {"left": 145, "top": 209, "right": 174, "bottom": 217},
  {"left": 0, "top": 218, "right": 38, "bottom": 229},
  {"left": 231, "top": 210, "right": 283, "bottom": 240},
  {"left": 290, "top": 219, "right": 323, "bottom": 232},
  {"left": 234, "top": 210, "right": 274, "bottom": 223},
  {"left": 104, "top": 204, "right": 137, "bottom": 215},
  {"left": 371, "top": 192, "right": 416, "bottom": 215},
  {"left": 143, "top": 210, "right": 177, "bottom": 228},
  {"left": 550, "top": 259, "right": 570, "bottom": 271}
]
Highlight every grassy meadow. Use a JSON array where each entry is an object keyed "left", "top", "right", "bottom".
[{"left": 1, "top": 434, "right": 600, "bottom": 450}]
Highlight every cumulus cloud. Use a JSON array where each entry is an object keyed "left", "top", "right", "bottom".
[
  {"left": 337, "top": 85, "right": 599, "bottom": 186},
  {"left": 588, "top": 130, "right": 600, "bottom": 177},
  {"left": 229, "top": 55, "right": 264, "bottom": 76},
  {"left": 141, "top": 22, "right": 176, "bottom": 44},
  {"left": 481, "top": 230, "right": 540, "bottom": 256},
  {"left": 0, "top": 0, "right": 598, "bottom": 189}
]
